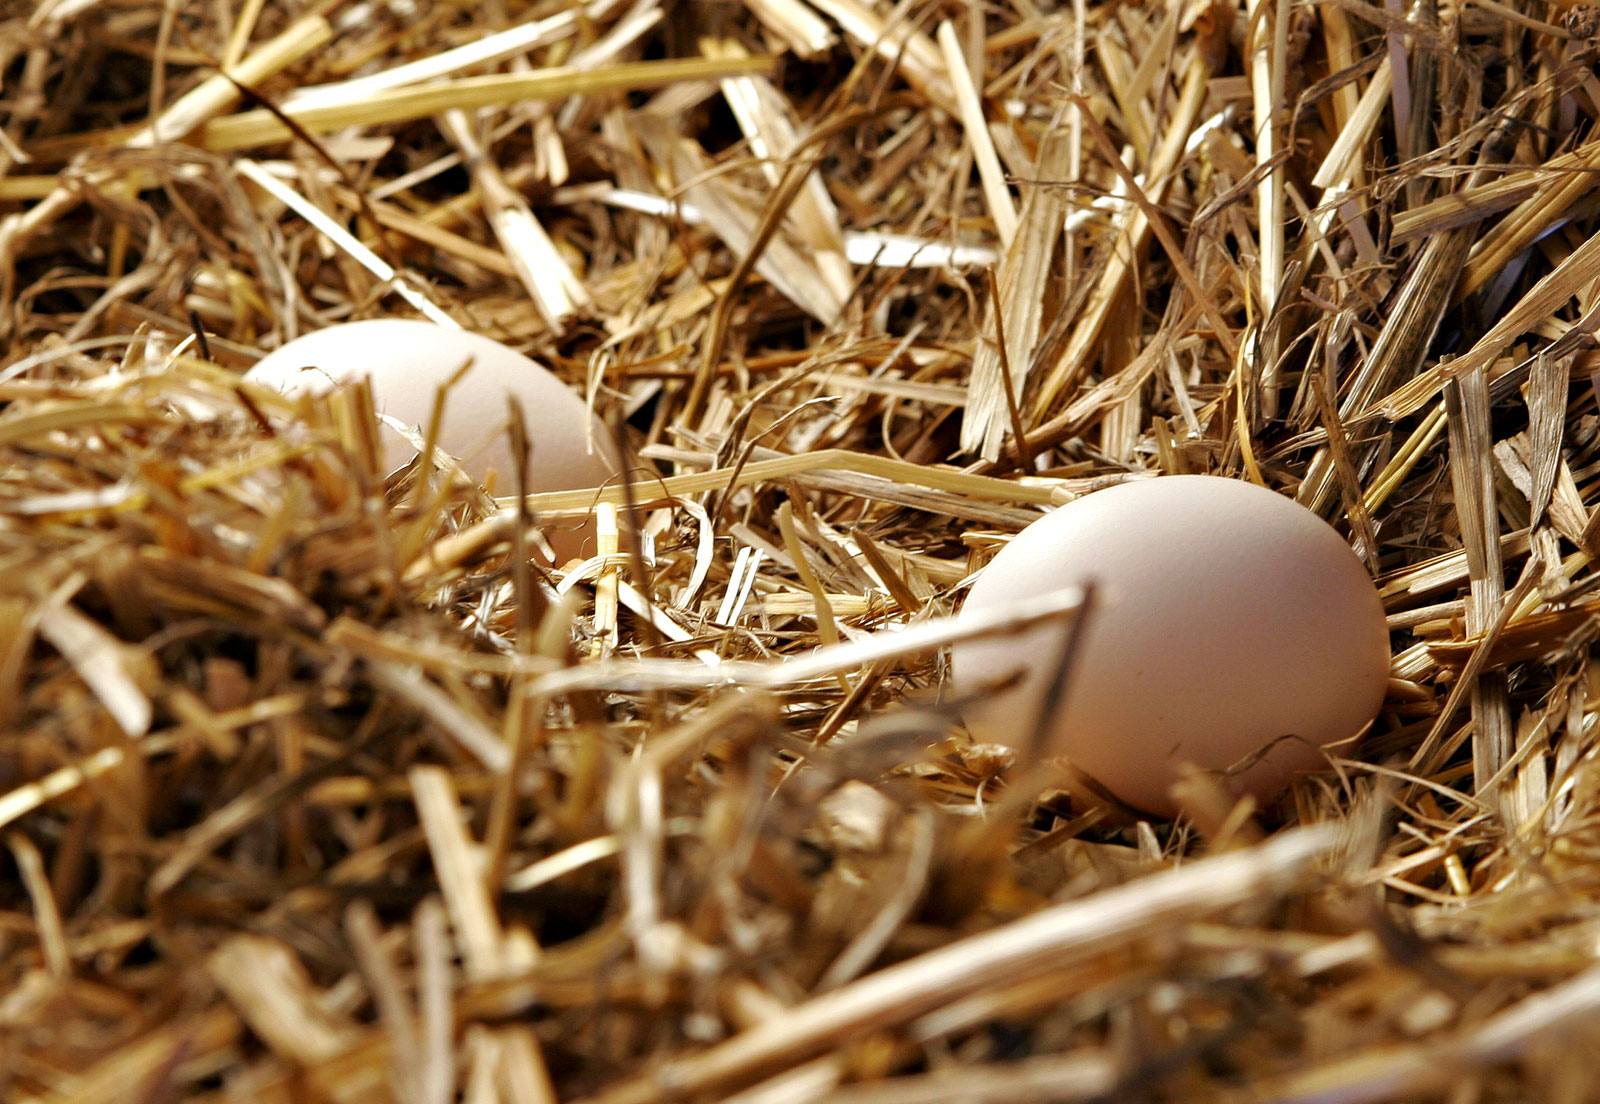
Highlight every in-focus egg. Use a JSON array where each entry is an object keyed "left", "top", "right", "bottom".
[
  {"left": 244, "top": 318, "right": 619, "bottom": 562},
  {"left": 949, "top": 475, "right": 1390, "bottom": 817}
]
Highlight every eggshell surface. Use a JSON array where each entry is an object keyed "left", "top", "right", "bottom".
[
  {"left": 245, "top": 319, "right": 619, "bottom": 561},
  {"left": 950, "top": 475, "right": 1390, "bottom": 817}
]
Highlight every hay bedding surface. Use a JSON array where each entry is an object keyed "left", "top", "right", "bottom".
[{"left": 5, "top": 0, "right": 1600, "bottom": 1100}]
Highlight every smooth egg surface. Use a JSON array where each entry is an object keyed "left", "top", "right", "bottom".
[
  {"left": 245, "top": 319, "right": 619, "bottom": 561},
  {"left": 949, "top": 475, "right": 1390, "bottom": 816}
]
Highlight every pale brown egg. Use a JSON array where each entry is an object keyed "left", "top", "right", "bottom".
[
  {"left": 244, "top": 319, "right": 620, "bottom": 564},
  {"left": 949, "top": 475, "right": 1390, "bottom": 817}
]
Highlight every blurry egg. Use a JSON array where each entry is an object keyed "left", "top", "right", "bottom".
[
  {"left": 245, "top": 319, "right": 619, "bottom": 562},
  {"left": 949, "top": 475, "right": 1390, "bottom": 817}
]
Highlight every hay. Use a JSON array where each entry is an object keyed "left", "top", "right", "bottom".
[{"left": 4, "top": 0, "right": 1600, "bottom": 1100}]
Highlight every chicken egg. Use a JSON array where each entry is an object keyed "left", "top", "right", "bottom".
[
  {"left": 245, "top": 319, "right": 619, "bottom": 563},
  {"left": 949, "top": 475, "right": 1390, "bottom": 817}
]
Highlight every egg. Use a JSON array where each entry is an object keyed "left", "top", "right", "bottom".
[
  {"left": 245, "top": 319, "right": 620, "bottom": 563},
  {"left": 949, "top": 475, "right": 1390, "bottom": 817}
]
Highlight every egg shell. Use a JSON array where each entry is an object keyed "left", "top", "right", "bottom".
[
  {"left": 950, "top": 475, "right": 1390, "bottom": 817},
  {"left": 245, "top": 319, "right": 620, "bottom": 562}
]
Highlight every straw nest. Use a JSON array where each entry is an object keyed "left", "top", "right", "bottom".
[{"left": 5, "top": 0, "right": 1600, "bottom": 1100}]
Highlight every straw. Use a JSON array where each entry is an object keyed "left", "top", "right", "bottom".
[{"left": 8, "top": 1, "right": 1600, "bottom": 1099}]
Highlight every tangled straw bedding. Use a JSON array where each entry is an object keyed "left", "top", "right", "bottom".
[{"left": 7, "top": 0, "right": 1600, "bottom": 1099}]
